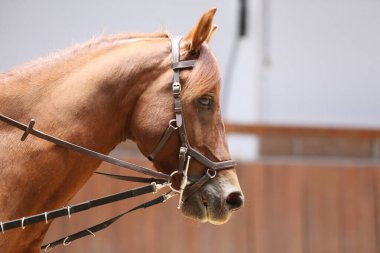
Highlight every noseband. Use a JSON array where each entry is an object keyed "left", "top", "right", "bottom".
[
  {"left": 0, "top": 36, "right": 236, "bottom": 250},
  {"left": 148, "top": 36, "right": 236, "bottom": 207}
]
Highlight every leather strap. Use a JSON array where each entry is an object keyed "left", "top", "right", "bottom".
[
  {"left": 172, "top": 60, "right": 196, "bottom": 70},
  {"left": 41, "top": 194, "right": 169, "bottom": 251},
  {"left": 177, "top": 147, "right": 187, "bottom": 174},
  {"left": 0, "top": 35, "right": 239, "bottom": 251},
  {"left": 183, "top": 170, "right": 216, "bottom": 203},
  {"left": 0, "top": 184, "right": 158, "bottom": 232},
  {"left": 187, "top": 147, "right": 237, "bottom": 171},
  {"left": 0, "top": 114, "right": 171, "bottom": 181},
  {"left": 148, "top": 120, "right": 177, "bottom": 161},
  {"left": 95, "top": 171, "right": 166, "bottom": 184},
  {"left": 0, "top": 35, "right": 238, "bottom": 244},
  {"left": 171, "top": 36, "right": 186, "bottom": 135},
  {"left": 168, "top": 36, "right": 236, "bottom": 171}
]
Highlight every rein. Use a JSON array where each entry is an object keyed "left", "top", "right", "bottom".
[{"left": 0, "top": 36, "right": 236, "bottom": 251}]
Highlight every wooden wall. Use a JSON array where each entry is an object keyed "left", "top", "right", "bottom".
[{"left": 43, "top": 155, "right": 380, "bottom": 253}]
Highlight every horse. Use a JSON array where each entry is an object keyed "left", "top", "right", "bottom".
[{"left": 0, "top": 8, "right": 244, "bottom": 253}]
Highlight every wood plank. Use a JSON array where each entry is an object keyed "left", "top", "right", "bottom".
[
  {"left": 373, "top": 168, "right": 380, "bottom": 253},
  {"left": 225, "top": 122, "right": 380, "bottom": 139},
  {"left": 42, "top": 158, "right": 380, "bottom": 253},
  {"left": 337, "top": 166, "right": 377, "bottom": 253},
  {"left": 252, "top": 163, "right": 304, "bottom": 253},
  {"left": 301, "top": 165, "right": 341, "bottom": 253}
]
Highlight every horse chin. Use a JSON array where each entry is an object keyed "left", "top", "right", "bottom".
[{"left": 181, "top": 191, "right": 232, "bottom": 225}]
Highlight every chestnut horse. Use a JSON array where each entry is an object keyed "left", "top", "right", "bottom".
[{"left": 0, "top": 8, "right": 243, "bottom": 253}]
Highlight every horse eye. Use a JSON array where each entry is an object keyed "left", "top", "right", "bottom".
[{"left": 198, "top": 96, "right": 213, "bottom": 109}]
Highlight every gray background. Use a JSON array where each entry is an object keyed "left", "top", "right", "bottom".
[{"left": 1, "top": 0, "right": 379, "bottom": 159}]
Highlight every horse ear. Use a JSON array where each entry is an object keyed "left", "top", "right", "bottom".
[
  {"left": 206, "top": 24, "right": 218, "bottom": 44},
  {"left": 184, "top": 8, "right": 217, "bottom": 53}
]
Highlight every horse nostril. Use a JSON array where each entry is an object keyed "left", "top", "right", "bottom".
[{"left": 226, "top": 191, "right": 244, "bottom": 211}]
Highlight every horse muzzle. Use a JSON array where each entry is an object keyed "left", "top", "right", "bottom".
[{"left": 180, "top": 172, "right": 244, "bottom": 225}]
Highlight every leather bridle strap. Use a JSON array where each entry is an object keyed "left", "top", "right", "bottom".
[
  {"left": 0, "top": 35, "right": 239, "bottom": 251},
  {"left": 0, "top": 183, "right": 165, "bottom": 232},
  {"left": 187, "top": 147, "right": 237, "bottom": 170},
  {"left": 183, "top": 170, "right": 216, "bottom": 202},
  {"left": 0, "top": 114, "right": 170, "bottom": 181},
  {"left": 94, "top": 171, "right": 167, "bottom": 184},
  {"left": 169, "top": 36, "right": 237, "bottom": 172},
  {"left": 146, "top": 36, "right": 237, "bottom": 209},
  {"left": 41, "top": 192, "right": 175, "bottom": 252},
  {"left": 148, "top": 120, "right": 178, "bottom": 161}
]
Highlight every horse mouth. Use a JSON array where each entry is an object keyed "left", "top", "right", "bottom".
[{"left": 180, "top": 189, "right": 232, "bottom": 225}]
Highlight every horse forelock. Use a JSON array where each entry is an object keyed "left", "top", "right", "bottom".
[{"left": 182, "top": 44, "right": 221, "bottom": 103}]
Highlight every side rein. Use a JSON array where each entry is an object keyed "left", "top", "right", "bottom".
[{"left": 0, "top": 36, "right": 236, "bottom": 251}]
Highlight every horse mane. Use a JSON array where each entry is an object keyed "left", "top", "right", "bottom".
[
  {"left": 0, "top": 32, "right": 169, "bottom": 82},
  {"left": 182, "top": 44, "right": 221, "bottom": 103},
  {"left": 0, "top": 31, "right": 220, "bottom": 104}
]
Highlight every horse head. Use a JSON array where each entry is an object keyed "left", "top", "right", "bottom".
[{"left": 129, "top": 8, "right": 244, "bottom": 224}]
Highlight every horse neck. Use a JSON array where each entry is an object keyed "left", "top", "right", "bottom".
[
  {"left": 3, "top": 37, "right": 171, "bottom": 150},
  {"left": 0, "top": 37, "right": 171, "bottom": 253}
]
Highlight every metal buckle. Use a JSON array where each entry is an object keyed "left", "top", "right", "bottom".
[
  {"left": 172, "top": 81, "right": 181, "bottom": 95},
  {"left": 163, "top": 191, "right": 178, "bottom": 202},
  {"left": 151, "top": 182, "right": 170, "bottom": 192}
]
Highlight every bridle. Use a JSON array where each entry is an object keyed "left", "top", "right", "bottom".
[
  {"left": 0, "top": 36, "right": 236, "bottom": 250},
  {"left": 148, "top": 36, "right": 236, "bottom": 207}
]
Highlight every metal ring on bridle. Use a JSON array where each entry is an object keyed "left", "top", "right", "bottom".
[
  {"left": 168, "top": 171, "right": 181, "bottom": 193},
  {"left": 0, "top": 222, "right": 4, "bottom": 234},
  {"left": 169, "top": 119, "right": 178, "bottom": 130},
  {"left": 44, "top": 212, "right": 48, "bottom": 224},
  {"left": 207, "top": 169, "right": 216, "bottom": 179}
]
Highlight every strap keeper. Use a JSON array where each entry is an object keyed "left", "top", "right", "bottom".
[
  {"left": 172, "top": 60, "right": 196, "bottom": 70},
  {"left": 44, "top": 244, "right": 53, "bottom": 252},
  {"left": 178, "top": 147, "right": 187, "bottom": 174},
  {"left": 174, "top": 99, "right": 182, "bottom": 113},
  {"left": 21, "top": 119, "right": 35, "bottom": 141},
  {"left": 63, "top": 237, "right": 71, "bottom": 246}
]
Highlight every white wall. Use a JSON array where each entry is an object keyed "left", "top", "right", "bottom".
[
  {"left": 259, "top": 0, "right": 380, "bottom": 127},
  {"left": 1, "top": 0, "right": 380, "bottom": 160},
  {"left": 226, "top": 0, "right": 380, "bottom": 159},
  {"left": 0, "top": 0, "right": 257, "bottom": 159},
  {"left": 0, "top": 1, "right": 238, "bottom": 72}
]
